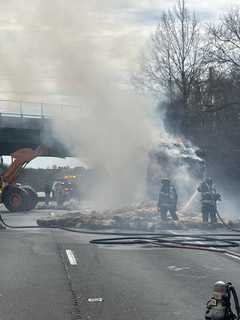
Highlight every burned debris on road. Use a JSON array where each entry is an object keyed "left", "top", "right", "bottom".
[{"left": 37, "top": 201, "right": 238, "bottom": 231}]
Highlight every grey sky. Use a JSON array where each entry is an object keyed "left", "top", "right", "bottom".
[{"left": 0, "top": 0, "right": 237, "bottom": 101}]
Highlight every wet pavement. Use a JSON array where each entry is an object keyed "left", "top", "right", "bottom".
[{"left": 0, "top": 208, "right": 240, "bottom": 319}]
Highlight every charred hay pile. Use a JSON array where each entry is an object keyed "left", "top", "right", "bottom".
[{"left": 37, "top": 201, "right": 205, "bottom": 230}]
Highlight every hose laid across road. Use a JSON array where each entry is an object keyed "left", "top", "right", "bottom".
[
  {"left": 2, "top": 212, "right": 240, "bottom": 253},
  {"left": 88, "top": 210, "right": 240, "bottom": 251}
]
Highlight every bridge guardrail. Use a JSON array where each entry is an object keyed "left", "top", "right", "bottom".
[{"left": 0, "top": 99, "right": 79, "bottom": 119}]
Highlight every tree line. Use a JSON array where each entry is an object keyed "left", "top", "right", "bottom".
[{"left": 136, "top": 0, "right": 240, "bottom": 137}]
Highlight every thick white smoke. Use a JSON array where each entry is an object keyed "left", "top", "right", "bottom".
[
  {"left": 55, "top": 94, "right": 158, "bottom": 209},
  {"left": 0, "top": 0, "right": 201, "bottom": 210},
  {"left": 41, "top": 1, "right": 162, "bottom": 209},
  {"left": 0, "top": 0, "right": 162, "bottom": 208},
  {"left": 16, "top": 0, "right": 161, "bottom": 209}
]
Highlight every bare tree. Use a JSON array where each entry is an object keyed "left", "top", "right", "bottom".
[
  {"left": 137, "top": 0, "right": 205, "bottom": 112},
  {"left": 208, "top": 8, "right": 240, "bottom": 69},
  {"left": 196, "top": 9, "right": 240, "bottom": 112}
]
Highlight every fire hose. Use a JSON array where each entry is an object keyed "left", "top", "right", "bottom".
[
  {"left": 88, "top": 209, "right": 240, "bottom": 249},
  {"left": 216, "top": 210, "right": 240, "bottom": 233},
  {"left": 1, "top": 212, "right": 240, "bottom": 253},
  {"left": 0, "top": 191, "right": 239, "bottom": 252}
]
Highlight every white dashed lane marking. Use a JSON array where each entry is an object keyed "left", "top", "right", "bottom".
[{"left": 66, "top": 249, "right": 77, "bottom": 265}]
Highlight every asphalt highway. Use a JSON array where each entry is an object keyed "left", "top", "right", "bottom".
[{"left": 0, "top": 209, "right": 239, "bottom": 320}]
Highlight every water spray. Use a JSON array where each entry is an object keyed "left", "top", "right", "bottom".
[{"left": 179, "top": 189, "right": 198, "bottom": 214}]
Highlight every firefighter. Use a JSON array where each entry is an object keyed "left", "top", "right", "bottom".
[
  {"left": 197, "top": 177, "right": 221, "bottom": 224},
  {"left": 44, "top": 183, "right": 52, "bottom": 206},
  {"left": 55, "top": 182, "right": 65, "bottom": 208},
  {"left": 157, "top": 179, "right": 178, "bottom": 221},
  {"left": 205, "top": 281, "right": 240, "bottom": 320}
]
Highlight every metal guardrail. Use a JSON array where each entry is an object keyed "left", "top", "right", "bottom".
[
  {"left": 0, "top": 99, "right": 79, "bottom": 118},
  {"left": 0, "top": 112, "right": 48, "bottom": 119}
]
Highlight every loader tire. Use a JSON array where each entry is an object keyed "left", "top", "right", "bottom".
[
  {"left": 2, "top": 186, "right": 28, "bottom": 212},
  {"left": 22, "top": 186, "right": 38, "bottom": 211}
]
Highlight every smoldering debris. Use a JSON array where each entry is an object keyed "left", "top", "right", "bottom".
[
  {"left": 37, "top": 200, "right": 81, "bottom": 211},
  {"left": 37, "top": 201, "right": 205, "bottom": 231}
]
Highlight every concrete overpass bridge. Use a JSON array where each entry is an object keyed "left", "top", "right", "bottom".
[{"left": 0, "top": 99, "right": 71, "bottom": 157}]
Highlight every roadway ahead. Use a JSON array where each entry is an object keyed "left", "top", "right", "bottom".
[{"left": 0, "top": 210, "right": 239, "bottom": 320}]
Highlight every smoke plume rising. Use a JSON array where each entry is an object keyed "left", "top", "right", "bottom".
[
  {"left": 0, "top": 0, "right": 200, "bottom": 210},
  {"left": 15, "top": 0, "right": 160, "bottom": 209}
]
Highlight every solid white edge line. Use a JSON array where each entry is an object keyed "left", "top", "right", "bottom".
[
  {"left": 225, "top": 253, "right": 240, "bottom": 261},
  {"left": 66, "top": 249, "right": 77, "bottom": 265}
]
